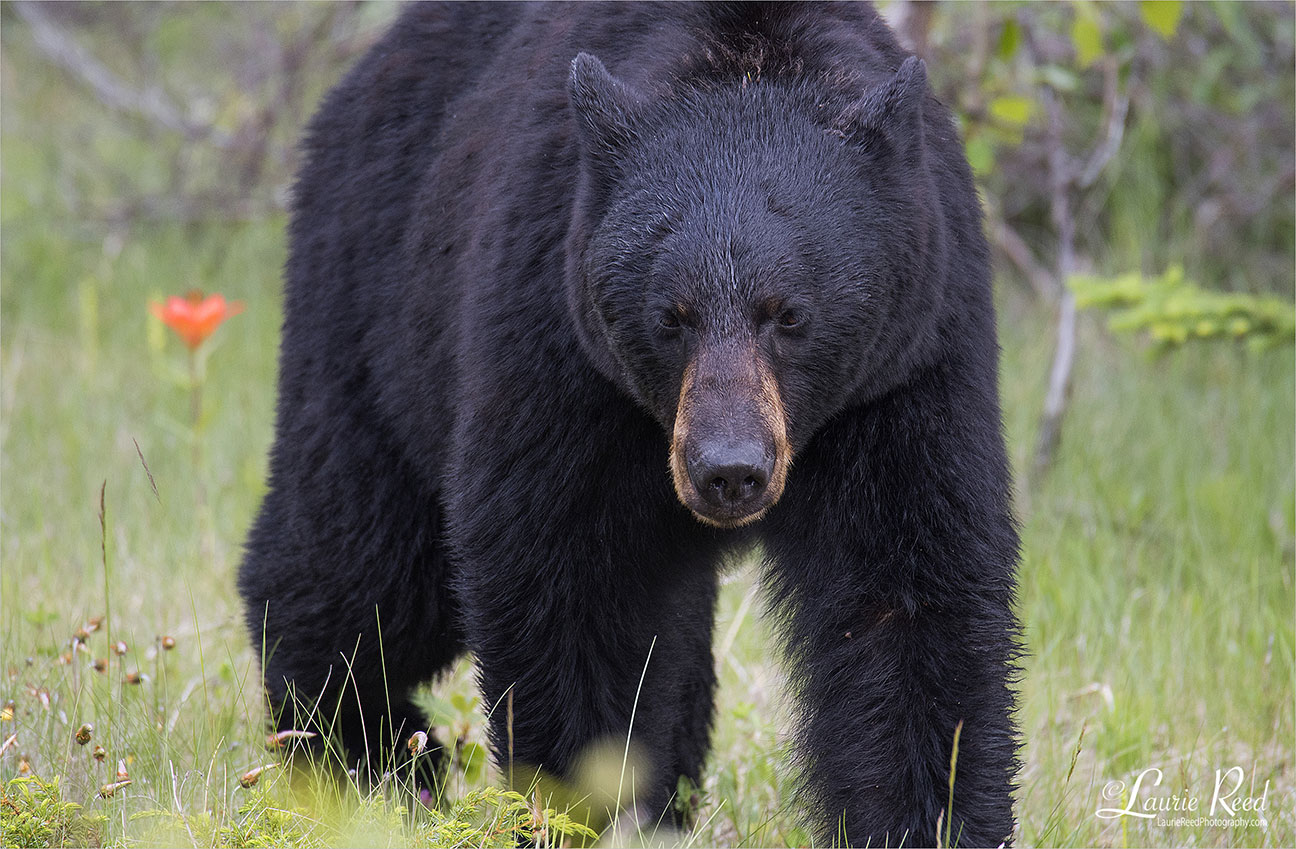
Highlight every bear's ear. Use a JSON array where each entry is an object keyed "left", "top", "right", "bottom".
[
  {"left": 568, "top": 52, "right": 643, "bottom": 167},
  {"left": 838, "top": 55, "right": 927, "bottom": 160}
]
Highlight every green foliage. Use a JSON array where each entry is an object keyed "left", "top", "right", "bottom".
[
  {"left": 1070, "top": 266, "right": 1296, "bottom": 350},
  {"left": 930, "top": 1, "right": 1294, "bottom": 297},
  {"left": 1139, "top": 0, "right": 1184, "bottom": 40},
  {"left": 455, "top": 742, "right": 489, "bottom": 787},
  {"left": 111, "top": 777, "right": 602, "bottom": 848},
  {"left": 414, "top": 787, "right": 597, "bottom": 848},
  {"left": 987, "top": 94, "right": 1036, "bottom": 128},
  {"left": 216, "top": 797, "right": 321, "bottom": 849},
  {"left": 0, "top": 776, "right": 100, "bottom": 848},
  {"left": 674, "top": 773, "right": 703, "bottom": 824},
  {"left": 1071, "top": 5, "right": 1106, "bottom": 68}
]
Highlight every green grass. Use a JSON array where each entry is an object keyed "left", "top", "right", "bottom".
[
  {"left": 999, "top": 300, "right": 1294, "bottom": 847},
  {"left": 2, "top": 19, "right": 1293, "bottom": 849},
  {"left": 3, "top": 220, "right": 1291, "bottom": 849}
]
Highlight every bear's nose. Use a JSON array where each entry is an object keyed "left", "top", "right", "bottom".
[{"left": 689, "top": 440, "right": 772, "bottom": 510}]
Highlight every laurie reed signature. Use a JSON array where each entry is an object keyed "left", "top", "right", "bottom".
[{"left": 1096, "top": 766, "right": 1271, "bottom": 822}]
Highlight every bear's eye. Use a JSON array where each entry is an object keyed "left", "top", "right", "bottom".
[
  {"left": 778, "top": 309, "right": 802, "bottom": 329},
  {"left": 658, "top": 311, "right": 682, "bottom": 332}
]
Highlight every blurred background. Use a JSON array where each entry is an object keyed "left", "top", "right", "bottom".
[{"left": 1, "top": 2, "right": 1292, "bottom": 847}]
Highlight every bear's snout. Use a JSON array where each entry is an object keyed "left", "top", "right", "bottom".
[{"left": 670, "top": 350, "right": 790, "bottom": 527}]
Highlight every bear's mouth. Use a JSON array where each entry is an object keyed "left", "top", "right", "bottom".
[{"left": 669, "top": 356, "right": 790, "bottom": 528}]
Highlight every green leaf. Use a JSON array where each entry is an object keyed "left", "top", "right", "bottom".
[
  {"left": 1140, "top": 0, "right": 1183, "bottom": 40},
  {"left": 988, "top": 95, "right": 1036, "bottom": 127},
  {"left": 965, "top": 135, "right": 995, "bottom": 176},
  {"left": 1071, "top": 11, "right": 1104, "bottom": 68},
  {"left": 997, "top": 19, "right": 1021, "bottom": 60},
  {"left": 458, "top": 741, "right": 488, "bottom": 784}
]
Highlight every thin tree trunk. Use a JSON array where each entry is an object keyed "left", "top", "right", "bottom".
[
  {"left": 1033, "top": 90, "right": 1078, "bottom": 474},
  {"left": 1033, "top": 58, "right": 1128, "bottom": 474}
]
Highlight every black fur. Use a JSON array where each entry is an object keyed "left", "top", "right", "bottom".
[{"left": 239, "top": 3, "right": 1020, "bottom": 845}]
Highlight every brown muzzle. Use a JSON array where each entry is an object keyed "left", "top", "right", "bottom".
[{"left": 669, "top": 344, "right": 790, "bottom": 527}]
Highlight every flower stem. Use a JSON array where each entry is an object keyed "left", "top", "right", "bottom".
[
  {"left": 188, "top": 348, "right": 214, "bottom": 562},
  {"left": 188, "top": 348, "right": 202, "bottom": 493}
]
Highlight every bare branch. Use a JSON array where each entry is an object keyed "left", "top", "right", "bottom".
[
  {"left": 1033, "top": 50, "right": 1130, "bottom": 475},
  {"left": 13, "top": 1, "right": 230, "bottom": 148},
  {"left": 1078, "top": 58, "right": 1130, "bottom": 189},
  {"left": 991, "top": 218, "right": 1060, "bottom": 301},
  {"left": 1033, "top": 89, "right": 1079, "bottom": 474},
  {"left": 1045, "top": 92, "right": 1078, "bottom": 280}
]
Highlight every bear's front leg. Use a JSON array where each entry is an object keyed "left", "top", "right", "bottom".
[
  {"left": 763, "top": 363, "right": 1021, "bottom": 847},
  {"left": 446, "top": 382, "right": 725, "bottom": 835},
  {"left": 456, "top": 525, "right": 720, "bottom": 833}
]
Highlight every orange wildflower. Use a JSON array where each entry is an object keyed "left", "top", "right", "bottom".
[{"left": 149, "top": 290, "right": 244, "bottom": 349}]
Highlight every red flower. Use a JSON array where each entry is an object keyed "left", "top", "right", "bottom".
[{"left": 150, "top": 290, "right": 244, "bottom": 349}]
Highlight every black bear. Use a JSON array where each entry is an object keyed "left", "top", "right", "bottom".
[{"left": 239, "top": 3, "right": 1021, "bottom": 845}]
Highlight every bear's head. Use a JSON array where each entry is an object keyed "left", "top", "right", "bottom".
[{"left": 565, "top": 52, "right": 946, "bottom": 528}]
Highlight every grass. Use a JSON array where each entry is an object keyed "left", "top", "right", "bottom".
[{"left": 2, "top": 16, "right": 1293, "bottom": 849}]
